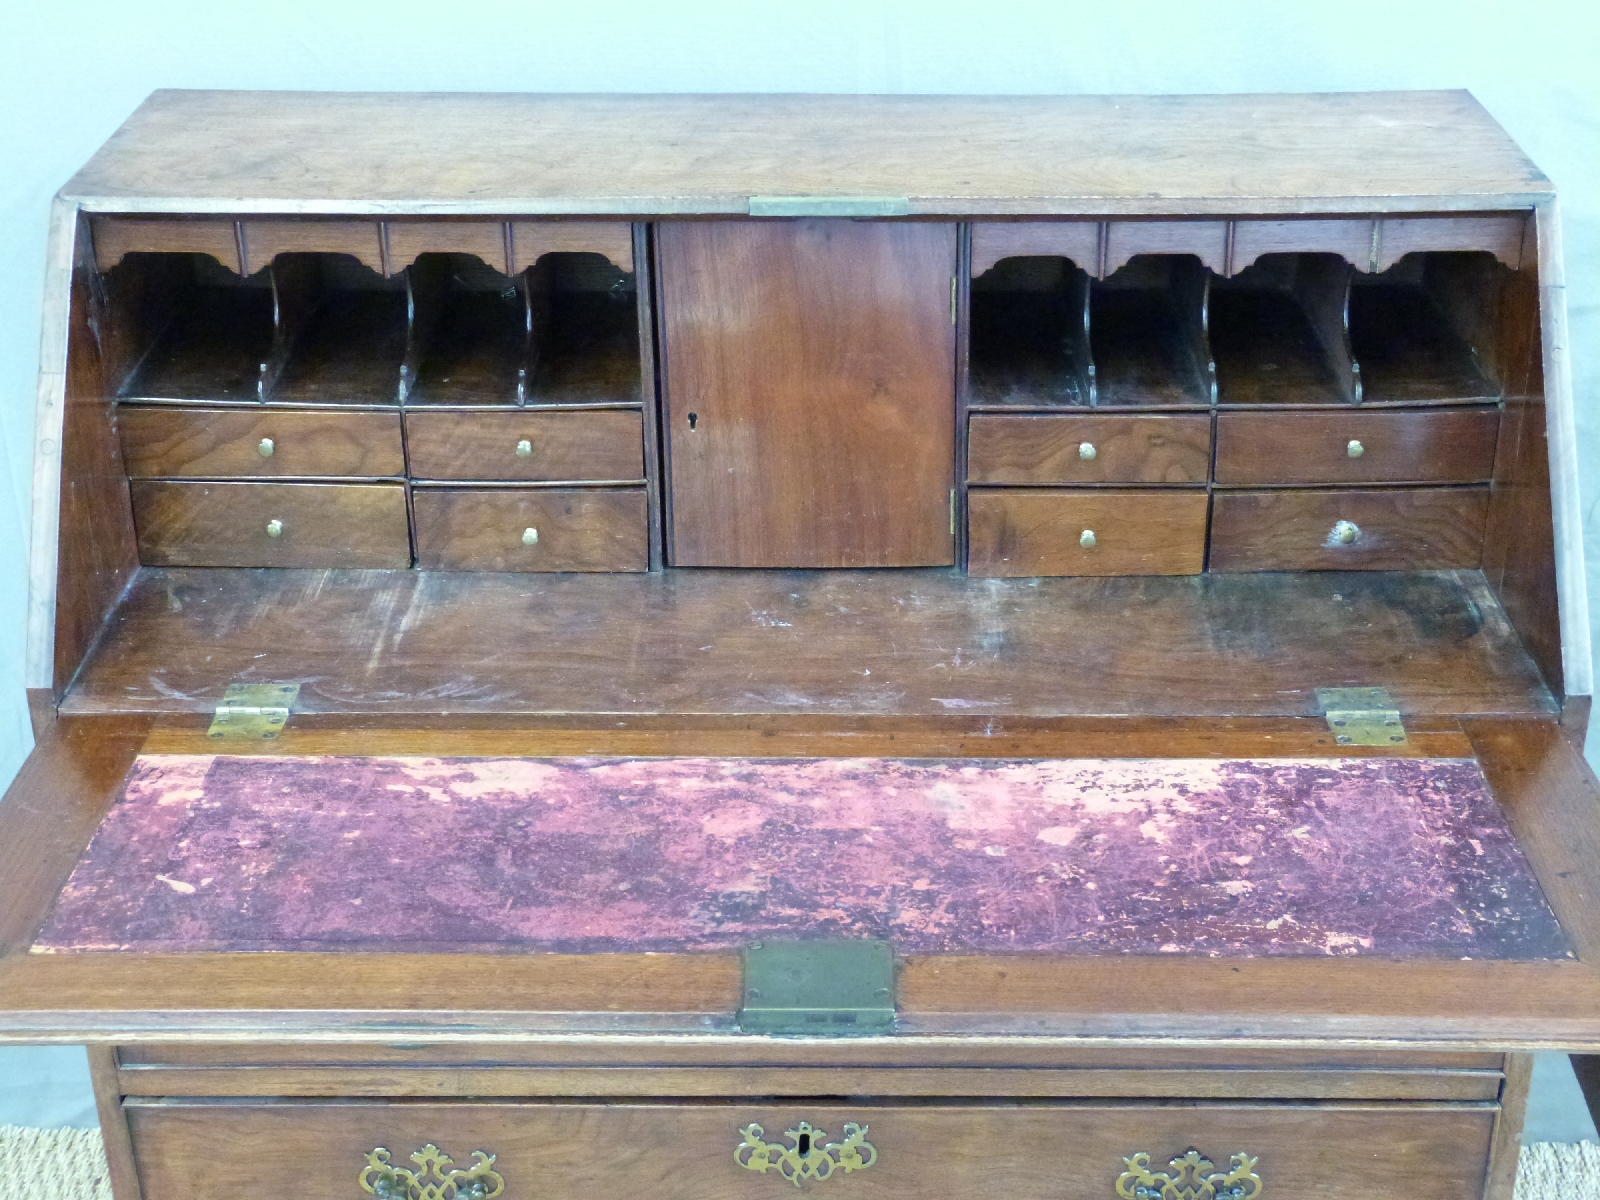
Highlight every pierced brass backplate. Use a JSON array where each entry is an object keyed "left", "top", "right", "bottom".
[
  {"left": 207, "top": 682, "right": 299, "bottom": 741},
  {"left": 360, "top": 1144, "right": 504, "bottom": 1200},
  {"left": 1117, "top": 1149, "right": 1262, "bottom": 1200},
  {"left": 736, "top": 1120, "right": 878, "bottom": 1187},
  {"left": 1315, "top": 686, "right": 1408, "bottom": 747}
]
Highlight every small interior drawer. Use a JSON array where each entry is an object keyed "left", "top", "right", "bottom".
[
  {"left": 1214, "top": 408, "right": 1501, "bottom": 486},
  {"left": 968, "top": 413, "right": 1211, "bottom": 485},
  {"left": 413, "top": 487, "right": 648, "bottom": 571},
  {"left": 119, "top": 406, "right": 404, "bottom": 479},
  {"left": 1209, "top": 486, "right": 1489, "bottom": 572},
  {"left": 406, "top": 410, "right": 644, "bottom": 482},
  {"left": 129, "top": 480, "right": 410, "bottom": 568},
  {"left": 967, "top": 488, "right": 1208, "bottom": 577},
  {"left": 125, "top": 1099, "right": 1495, "bottom": 1200}
]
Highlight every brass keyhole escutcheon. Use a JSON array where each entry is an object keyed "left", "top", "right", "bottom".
[
  {"left": 522, "top": 527, "right": 539, "bottom": 546},
  {"left": 1079, "top": 441, "right": 1097, "bottom": 461},
  {"left": 361, "top": 1144, "right": 504, "bottom": 1200},
  {"left": 1080, "top": 529, "right": 1097, "bottom": 549},
  {"left": 735, "top": 1121, "right": 877, "bottom": 1186},
  {"left": 257, "top": 437, "right": 275, "bottom": 457},
  {"left": 1347, "top": 439, "right": 1364, "bottom": 458},
  {"left": 1117, "top": 1149, "right": 1262, "bottom": 1200},
  {"left": 266, "top": 519, "right": 284, "bottom": 538},
  {"left": 515, "top": 439, "right": 532, "bottom": 457}
]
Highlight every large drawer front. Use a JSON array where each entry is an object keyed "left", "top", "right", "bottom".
[
  {"left": 413, "top": 488, "right": 648, "bottom": 571},
  {"left": 406, "top": 410, "right": 645, "bottom": 482},
  {"left": 969, "top": 413, "right": 1212, "bottom": 485},
  {"left": 1214, "top": 409, "right": 1500, "bottom": 486},
  {"left": 119, "top": 406, "right": 405, "bottom": 479},
  {"left": 968, "top": 488, "right": 1208, "bottom": 577},
  {"left": 1209, "top": 487, "right": 1489, "bottom": 572},
  {"left": 130, "top": 480, "right": 411, "bottom": 568},
  {"left": 127, "top": 1100, "right": 1494, "bottom": 1200}
]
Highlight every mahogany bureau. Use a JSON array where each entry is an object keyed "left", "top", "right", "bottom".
[{"left": 3, "top": 89, "right": 1599, "bottom": 1200}]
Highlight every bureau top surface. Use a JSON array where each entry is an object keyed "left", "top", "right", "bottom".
[{"left": 63, "top": 89, "right": 1549, "bottom": 215}]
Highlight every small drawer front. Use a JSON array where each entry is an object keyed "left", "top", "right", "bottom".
[
  {"left": 406, "top": 410, "right": 644, "bottom": 482},
  {"left": 130, "top": 481, "right": 410, "bottom": 568},
  {"left": 969, "top": 414, "right": 1211, "bottom": 485},
  {"left": 1214, "top": 409, "right": 1500, "bottom": 486},
  {"left": 119, "top": 407, "right": 404, "bottom": 479},
  {"left": 1209, "top": 487, "right": 1489, "bottom": 572},
  {"left": 968, "top": 488, "right": 1208, "bottom": 577},
  {"left": 413, "top": 488, "right": 647, "bottom": 571},
  {"left": 126, "top": 1100, "right": 1494, "bottom": 1200}
]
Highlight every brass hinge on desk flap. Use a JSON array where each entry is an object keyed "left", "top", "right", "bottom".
[
  {"left": 207, "top": 683, "right": 299, "bottom": 741},
  {"left": 739, "top": 939, "right": 896, "bottom": 1036},
  {"left": 1316, "top": 686, "right": 1408, "bottom": 747}
]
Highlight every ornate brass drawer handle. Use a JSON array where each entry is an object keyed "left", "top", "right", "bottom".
[
  {"left": 360, "top": 1144, "right": 505, "bottom": 1200},
  {"left": 735, "top": 1120, "right": 877, "bottom": 1186},
  {"left": 1117, "top": 1149, "right": 1262, "bottom": 1200}
]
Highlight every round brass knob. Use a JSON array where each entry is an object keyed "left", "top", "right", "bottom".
[
  {"left": 1331, "top": 519, "right": 1360, "bottom": 545},
  {"left": 515, "top": 439, "right": 533, "bottom": 458},
  {"left": 522, "top": 527, "right": 539, "bottom": 545},
  {"left": 257, "top": 437, "right": 275, "bottom": 457},
  {"left": 266, "top": 519, "right": 284, "bottom": 538},
  {"left": 1080, "top": 529, "right": 1097, "bottom": 549},
  {"left": 1347, "top": 439, "right": 1365, "bottom": 458},
  {"left": 1079, "top": 442, "right": 1097, "bottom": 461}
]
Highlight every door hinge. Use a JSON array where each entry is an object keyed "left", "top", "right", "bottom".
[
  {"left": 739, "top": 939, "right": 896, "bottom": 1036},
  {"left": 208, "top": 683, "right": 300, "bottom": 741},
  {"left": 1316, "top": 686, "right": 1407, "bottom": 747}
]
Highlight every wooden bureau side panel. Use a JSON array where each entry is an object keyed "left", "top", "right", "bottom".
[
  {"left": 127, "top": 1101, "right": 1495, "bottom": 1200},
  {"left": 119, "top": 407, "right": 404, "bottom": 478},
  {"left": 130, "top": 481, "right": 410, "bottom": 567},
  {"left": 1214, "top": 409, "right": 1501, "bottom": 486},
  {"left": 969, "top": 414, "right": 1211, "bottom": 485},
  {"left": 659, "top": 220, "right": 957, "bottom": 568},
  {"left": 413, "top": 488, "right": 647, "bottom": 571},
  {"left": 1210, "top": 487, "right": 1489, "bottom": 572},
  {"left": 406, "top": 410, "right": 644, "bottom": 481},
  {"left": 968, "top": 489, "right": 1208, "bottom": 577}
]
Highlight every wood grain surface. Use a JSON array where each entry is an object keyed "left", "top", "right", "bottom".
[
  {"left": 1209, "top": 487, "right": 1489, "bottom": 572},
  {"left": 239, "top": 218, "right": 384, "bottom": 274},
  {"left": 385, "top": 219, "right": 509, "bottom": 274},
  {"left": 56, "top": 566, "right": 1552, "bottom": 717},
  {"left": 1103, "top": 219, "right": 1228, "bottom": 276},
  {"left": 510, "top": 220, "right": 634, "bottom": 273},
  {"left": 1231, "top": 218, "right": 1375, "bottom": 275},
  {"left": 405, "top": 410, "right": 643, "bottom": 482},
  {"left": 1213, "top": 408, "right": 1501, "bottom": 486},
  {"left": 61, "top": 92, "right": 1548, "bottom": 214},
  {"left": 412, "top": 488, "right": 647, "bottom": 571},
  {"left": 971, "top": 221, "right": 1100, "bottom": 276},
  {"left": 130, "top": 480, "right": 411, "bottom": 568},
  {"left": 659, "top": 220, "right": 956, "bottom": 567},
  {"left": 968, "top": 489, "right": 1208, "bottom": 577},
  {"left": 1377, "top": 214, "right": 1528, "bottom": 271},
  {"left": 119, "top": 406, "right": 405, "bottom": 478},
  {"left": 124, "top": 1100, "right": 1494, "bottom": 1200},
  {"left": 92, "top": 215, "right": 241, "bottom": 272},
  {"left": 968, "top": 414, "right": 1211, "bottom": 484}
]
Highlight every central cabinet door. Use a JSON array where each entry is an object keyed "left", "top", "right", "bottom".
[{"left": 658, "top": 220, "right": 957, "bottom": 567}]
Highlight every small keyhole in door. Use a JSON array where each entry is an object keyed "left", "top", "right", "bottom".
[
  {"left": 797, "top": 1133, "right": 811, "bottom": 1156},
  {"left": 687, "top": 412, "right": 698, "bottom": 430}
]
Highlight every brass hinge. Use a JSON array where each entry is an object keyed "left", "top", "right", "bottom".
[
  {"left": 1316, "top": 686, "right": 1407, "bottom": 747},
  {"left": 739, "top": 939, "right": 896, "bottom": 1036},
  {"left": 207, "top": 683, "right": 300, "bottom": 741}
]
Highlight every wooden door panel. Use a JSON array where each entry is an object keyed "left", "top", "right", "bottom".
[{"left": 659, "top": 220, "right": 957, "bottom": 567}]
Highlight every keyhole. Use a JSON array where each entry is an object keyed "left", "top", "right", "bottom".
[
  {"left": 687, "top": 412, "right": 698, "bottom": 430},
  {"left": 797, "top": 1133, "right": 811, "bottom": 1156}
]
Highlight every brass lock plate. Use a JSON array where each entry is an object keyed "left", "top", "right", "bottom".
[{"left": 739, "top": 939, "right": 895, "bottom": 1036}]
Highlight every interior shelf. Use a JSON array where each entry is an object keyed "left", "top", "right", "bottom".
[
  {"left": 1089, "top": 256, "right": 1215, "bottom": 407},
  {"left": 118, "top": 256, "right": 275, "bottom": 403},
  {"left": 969, "top": 256, "right": 1094, "bottom": 407},
  {"left": 1350, "top": 252, "right": 1504, "bottom": 404},
  {"left": 524, "top": 252, "right": 642, "bottom": 406},
  {"left": 267, "top": 255, "right": 408, "bottom": 404},
  {"left": 1210, "top": 253, "right": 1357, "bottom": 406},
  {"left": 405, "top": 254, "right": 531, "bottom": 406}
]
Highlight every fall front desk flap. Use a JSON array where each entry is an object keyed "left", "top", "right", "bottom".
[{"left": 32, "top": 754, "right": 1570, "bottom": 959}]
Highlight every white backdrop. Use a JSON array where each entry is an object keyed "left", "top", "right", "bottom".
[{"left": 1, "top": 0, "right": 1598, "bottom": 1121}]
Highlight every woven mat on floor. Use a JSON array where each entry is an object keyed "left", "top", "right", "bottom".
[{"left": 2, "top": 1124, "right": 1598, "bottom": 1199}]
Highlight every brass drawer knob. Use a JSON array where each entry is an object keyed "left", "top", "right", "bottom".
[
  {"left": 521, "top": 527, "right": 539, "bottom": 545},
  {"left": 1080, "top": 529, "right": 1097, "bottom": 549},
  {"left": 1329, "top": 519, "right": 1360, "bottom": 546},
  {"left": 1346, "top": 438, "right": 1364, "bottom": 458},
  {"left": 1079, "top": 441, "right": 1098, "bottom": 461},
  {"left": 1117, "top": 1149, "right": 1262, "bottom": 1200},
  {"left": 736, "top": 1121, "right": 877, "bottom": 1186},
  {"left": 257, "top": 437, "right": 275, "bottom": 457},
  {"left": 515, "top": 438, "right": 533, "bottom": 457},
  {"left": 361, "top": 1144, "right": 504, "bottom": 1200},
  {"left": 265, "top": 519, "right": 284, "bottom": 538}
]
